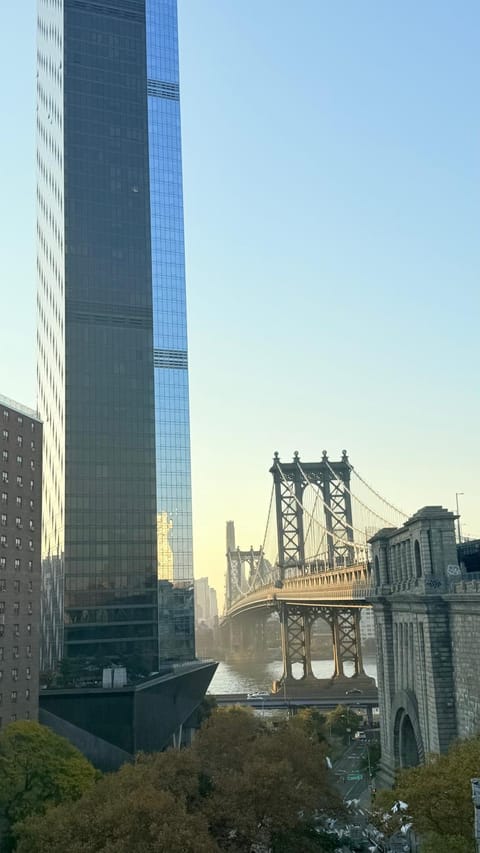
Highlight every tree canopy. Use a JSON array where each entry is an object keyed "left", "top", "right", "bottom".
[
  {"left": 0, "top": 721, "right": 97, "bottom": 851},
  {"left": 15, "top": 707, "right": 344, "bottom": 852},
  {"left": 372, "top": 735, "right": 480, "bottom": 853}
]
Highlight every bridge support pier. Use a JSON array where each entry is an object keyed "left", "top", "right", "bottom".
[
  {"left": 331, "top": 609, "right": 366, "bottom": 678},
  {"left": 275, "top": 603, "right": 374, "bottom": 695},
  {"left": 279, "top": 603, "right": 314, "bottom": 681}
]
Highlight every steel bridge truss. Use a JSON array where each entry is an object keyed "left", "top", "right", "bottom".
[
  {"left": 271, "top": 450, "right": 355, "bottom": 576},
  {"left": 278, "top": 602, "right": 365, "bottom": 685},
  {"left": 226, "top": 547, "right": 270, "bottom": 609}
]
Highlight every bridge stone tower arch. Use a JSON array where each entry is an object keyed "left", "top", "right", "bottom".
[{"left": 370, "top": 506, "right": 459, "bottom": 786}]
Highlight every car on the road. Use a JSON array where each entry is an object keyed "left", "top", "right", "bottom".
[
  {"left": 345, "top": 688, "right": 363, "bottom": 695},
  {"left": 247, "top": 691, "right": 270, "bottom": 699}
]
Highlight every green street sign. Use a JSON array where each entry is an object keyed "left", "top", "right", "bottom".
[{"left": 347, "top": 772, "right": 363, "bottom": 781}]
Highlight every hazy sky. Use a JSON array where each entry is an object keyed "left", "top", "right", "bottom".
[{"left": 1, "top": 1, "right": 479, "bottom": 605}]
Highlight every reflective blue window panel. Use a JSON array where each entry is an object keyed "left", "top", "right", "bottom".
[{"left": 146, "top": 0, "right": 195, "bottom": 660}]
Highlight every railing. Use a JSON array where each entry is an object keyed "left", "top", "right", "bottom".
[{"left": 225, "top": 573, "right": 374, "bottom": 618}]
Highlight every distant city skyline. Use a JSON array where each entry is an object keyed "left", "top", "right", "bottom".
[{"left": 1, "top": 1, "right": 479, "bottom": 608}]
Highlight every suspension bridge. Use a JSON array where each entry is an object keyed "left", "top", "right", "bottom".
[{"left": 222, "top": 450, "right": 408, "bottom": 697}]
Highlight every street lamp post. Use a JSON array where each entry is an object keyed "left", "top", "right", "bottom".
[
  {"left": 456, "top": 492, "right": 464, "bottom": 543},
  {"left": 471, "top": 779, "right": 480, "bottom": 853}
]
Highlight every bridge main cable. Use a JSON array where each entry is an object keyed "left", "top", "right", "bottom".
[{"left": 322, "top": 457, "right": 407, "bottom": 530}]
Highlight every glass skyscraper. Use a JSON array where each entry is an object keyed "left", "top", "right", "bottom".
[{"left": 37, "top": 0, "right": 194, "bottom": 674}]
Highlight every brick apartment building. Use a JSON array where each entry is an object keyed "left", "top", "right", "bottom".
[{"left": 0, "top": 394, "right": 42, "bottom": 727}]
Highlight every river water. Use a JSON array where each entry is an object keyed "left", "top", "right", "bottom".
[{"left": 209, "top": 657, "right": 377, "bottom": 695}]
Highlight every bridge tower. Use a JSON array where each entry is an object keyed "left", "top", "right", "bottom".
[
  {"left": 271, "top": 452, "right": 369, "bottom": 692},
  {"left": 224, "top": 521, "right": 269, "bottom": 659},
  {"left": 370, "top": 506, "right": 459, "bottom": 786},
  {"left": 271, "top": 449, "right": 354, "bottom": 576}
]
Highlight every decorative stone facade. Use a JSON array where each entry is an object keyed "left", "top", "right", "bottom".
[{"left": 370, "top": 506, "right": 465, "bottom": 785}]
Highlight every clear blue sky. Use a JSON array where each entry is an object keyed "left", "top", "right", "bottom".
[{"left": 1, "top": 1, "right": 479, "bottom": 601}]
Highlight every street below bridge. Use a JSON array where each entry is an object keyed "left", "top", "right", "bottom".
[{"left": 213, "top": 690, "right": 378, "bottom": 712}]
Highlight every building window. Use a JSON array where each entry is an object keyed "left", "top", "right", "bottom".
[
  {"left": 16, "top": 456, "right": 22, "bottom": 466},
  {"left": 26, "top": 624, "right": 31, "bottom": 635},
  {"left": 30, "top": 423, "right": 34, "bottom": 433},
  {"left": 16, "top": 496, "right": 22, "bottom": 507},
  {"left": 11, "top": 670, "right": 18, "bottom": 682},
  {"left": 29, "top": 499, "right": 33, "bottom": 510},
  {"left": 13, "top": 603, "right": 19, "bottom": 616},
  {"left": 1, "top": 515, "right": 6, "bottom": 527},
  {"left": 15, "top": 538, "right": 21, "bottom": 549},
  {"left": 0, "top": 581, "right": 5, "bottom": 593},
  {"left": 28, "top": 561, "right": 33, "bottom": 572},
  {"left": 2, "top": 451, "right": 8, "bottom": 462},
  {"left": 26, "top": 645, "right": 32, "bottom": 657},
  {"left": 1, "top": 493, "right": 6, "bottom": 505},
  {"left": 0, "top": 558, "right": 5, "bottom": 570},
  {"left": 29, "top": 520, "right": 34, "bottom": 531},
  {"left": 12, "top": 647, "right": 19, "bottom": 660},
  {"left": 17, "top": 436, "right": 23, "bottom": 448},
  {"left": 25, "top": 689, "right": 30, "bottom": 700},
  {"left": 26, "top": 667, "right": 31, "bottom": 679},
  {"left": 29, "top": 481, "right": 34, "bottom": 491},
  {"left": 2, "top": 410, "right": 8, "bottom": 420},
  {"left": 16, "top": 476, "right": 22, "bottom": 487},
  {"left": 1, "top": 473, "right": 8, "bottom": 484},
  {"left": 27, "top": 603, "right": 32, "bottom": 615},
  {"left": 30, "top": 460, "right": 35, "bottom": 471},
  {"left": 2, "top": 430, "right": 8, "bottom": 440},
  {"left": 414, "top": 540, "right": 422, "bottom": 578},
  {"left": 10, "top": 691, "right": 17, "bottom": 702},
  {"left": 17, "top": 416, "right": 22, "bottom": 426},
  {"left": 0, "top": 627, "right": 4, "bottom": 638},
  {"left": 0, "top": 536, "right": 6, "bottom": 548},
  {"left": 14, "top": 559, "right": 20, "bottom": 571},
  {"left": 30, "top": 441, "right": 35, "bottom": 451},
  {"left": 0, "top": 603, "right": 5, "bottom": 614},
  {"left": 13, "top": 625, "right": 19, "bottom": 638},
  {"left": 13, "top": 581, "right": 20, "bottom": 593},
  {"left": 15, "top": 517, "right": 22, "bottom": 529},
  {"left": 28, "top": 541, "right": 33, "bottom": 551}
]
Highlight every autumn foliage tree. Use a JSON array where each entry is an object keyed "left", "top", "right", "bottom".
[
  {"left": 15, "top": 707, "right": 343, "bottom": 852},
  {"left": 372, "top": 735, "right": 480, "bottom": 853}
]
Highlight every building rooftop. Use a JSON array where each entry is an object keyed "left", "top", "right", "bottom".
[{"left": 0, "top": 392, "right": 41, "bottom": 422}]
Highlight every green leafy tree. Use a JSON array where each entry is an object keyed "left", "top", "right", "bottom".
[
  {"left": 371, "top": 735, "right": 480, "bottom": 853},
  {"left": 288, "top": 708, "right": 327, "bottom": 744},
  {"left": 0, "top": 721, "right": 97, "bottom": 851},
  {"left": 192, "top": 707, "right": 342, "bottom": 851},
  {"left": 324, "top": 705, "right": 362, "bottom": 744},
  {"left": 15, "top": 708, "right": 344, "bottom": 853},
  {"left": 16, "top": 755, "right": 218, "bottom": 853}
]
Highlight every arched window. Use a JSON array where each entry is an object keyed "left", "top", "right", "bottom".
[
  {"left": 374, "top": 554, "right": 380, "bottom": 586},
  {"left": 414, "top": 539, "right": 422, "bottom": 578}
]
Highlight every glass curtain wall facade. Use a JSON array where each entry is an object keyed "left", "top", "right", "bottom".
[{"left": 37, "top": 0, "right": 194, "bottom": 673}]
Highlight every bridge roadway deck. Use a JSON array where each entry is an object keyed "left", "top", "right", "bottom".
[
  {"left": 225, "top": 571, "right": 374, "bottom": 620},
  {"left": 212, "top": 688, "right": 379, "bottom": 711}
]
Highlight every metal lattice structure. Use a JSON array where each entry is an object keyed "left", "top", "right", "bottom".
[
  {"left": 271, "top": 450, "right": 354, "bottom": 577},
  {"left": 222, "top": 450, "right": 406, "bottom": 694}
]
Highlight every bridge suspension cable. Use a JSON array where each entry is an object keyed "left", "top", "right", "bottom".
[
  {"left": 349, "top": 464, "right": 409, "bottom": 520},
  {"left": 322, "top": 457, "right": 405, "bottom": 531}
]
